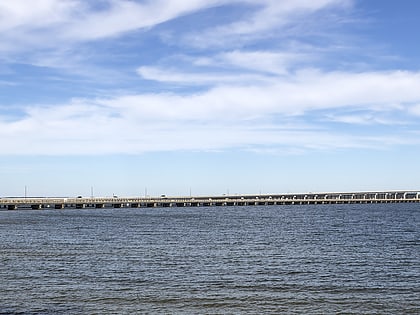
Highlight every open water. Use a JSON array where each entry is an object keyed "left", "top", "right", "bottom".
[{"left": 0, "top": 203, "right": 419, "bottom": 314}]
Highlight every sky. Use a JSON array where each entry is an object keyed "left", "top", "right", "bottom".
[{"left": 1, "top": 0, "right": 420, "bottom": 197}]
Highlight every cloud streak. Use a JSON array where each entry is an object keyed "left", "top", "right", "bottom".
[
  {"left": 2, "top": 67, "right": 420, "bottom": 155},
  {"left": 183, "top": 0, "right": 352, "bottom": 48},
  {"left": 0, "top": 0, "right": 232, "bottom": 50},
  {"left": 0, "top": 0, "right": 351, "bottom": 52},
  {"left": 2, "top": 0, "right": 420, "bottom": 157}
]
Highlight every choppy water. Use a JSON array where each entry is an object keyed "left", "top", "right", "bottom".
[{"left": 0, "top": 203, "right": 419, "bottom": 314}]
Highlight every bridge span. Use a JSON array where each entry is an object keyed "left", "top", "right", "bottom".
[{"left": 1, "top": 190, "right": 420, "bottom": 211}]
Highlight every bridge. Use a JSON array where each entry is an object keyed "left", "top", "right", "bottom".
[{"left": 1, "top": 190, "right": 420, "bottom": 211}]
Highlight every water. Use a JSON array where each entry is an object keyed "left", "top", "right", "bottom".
[{"left": 0, "top": 203, "right": 419, "bottom": 314}]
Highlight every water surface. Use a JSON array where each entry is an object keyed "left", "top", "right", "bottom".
[{"left": 0, "top": 204, "right": 419, "bottom": 314}]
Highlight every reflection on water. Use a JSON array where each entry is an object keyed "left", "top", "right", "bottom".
[{"left": 0, "top": 204, "right": 419, "bottom": 314}]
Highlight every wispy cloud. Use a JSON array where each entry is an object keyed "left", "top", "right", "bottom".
[
  {"left": 0, "top": 0, "right": 353, "bottom": 62},
  {"left": 1, "top": 0, "right": 420, "bottom": 157},
  {"left": 2, "top": 66, "right": 420, "bottom": 155},
  {"left": 137, "top": 65, "right": 274, "bottom": 85},
  {"left": 408, "top": 104, "right": 420, "bottom": 117},
  {"left": 183, "top": 0, "right": 352, "bottom": 48},
  {"left": 0, "top": 0, "right": 231, "bottom": 50},
  {"left": 137, "top": 65, "right": 420, "bottom": 115}
]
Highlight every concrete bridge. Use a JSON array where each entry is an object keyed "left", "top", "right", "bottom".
[{"left": 1, "top": 190, "right": 420, "bottom": 211}]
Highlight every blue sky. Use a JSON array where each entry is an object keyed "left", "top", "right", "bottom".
[{"left": 1, "top": 0, "right": 420, "bottom": 197}]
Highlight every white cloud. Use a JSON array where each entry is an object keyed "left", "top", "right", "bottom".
[
  {"left": 325, "top": 113, "right": 407, "bottom": 125},
  {"left": 218, "top": 50, "right": 302, "bottom": 74},
  {"left": 0, "top": 0, "right": 230, "bottom": 51},
  {"left": 184, "top": 0, "right": 352, "bottom": 47},
  {"left": 192, "top": 50, "right": 306, "bottom": 75},
  {"left": 137, "top": 49, "right": 307, "bottom": 86},
  {"left": 408, "top": 104, "right": 420, "bottom": 116},
  {"left": 0, "top": 0, "right": 354, "bottom": 87},
  {"left": 137, "top": 65, "right": 274, "bottom": 85},
  {"left": 62, "top": 0, "right": 229, "bottom": 41},
  {"left": 0, "top": 0, "right": 76, "bottom": 32},
  {"left": 0, "top": 107, "right": 402, "bottom": 156},
  {"left": 1, "top": 0, "right": 419, "bottom": 157},
  {"left": 0, "top": 0, "right": 352, "bottom": 52},
  {"left": 2, "top": 68, "right": 420, "bottom": 155},
  {"left": 136, "top": 66, "right": 420, "bottom": 115}
]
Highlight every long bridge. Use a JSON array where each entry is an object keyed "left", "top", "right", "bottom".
[{"left": 1, "top": 190, "right": 420, "bottom": 211}]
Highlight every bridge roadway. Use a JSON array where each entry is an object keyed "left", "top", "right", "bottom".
[{"left": 1, "top": 190, "right": 420, "bottom": 210}]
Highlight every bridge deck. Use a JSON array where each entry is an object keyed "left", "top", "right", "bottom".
[{"left": 1, "top": 190, "right": 419, "bottom": 210}]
